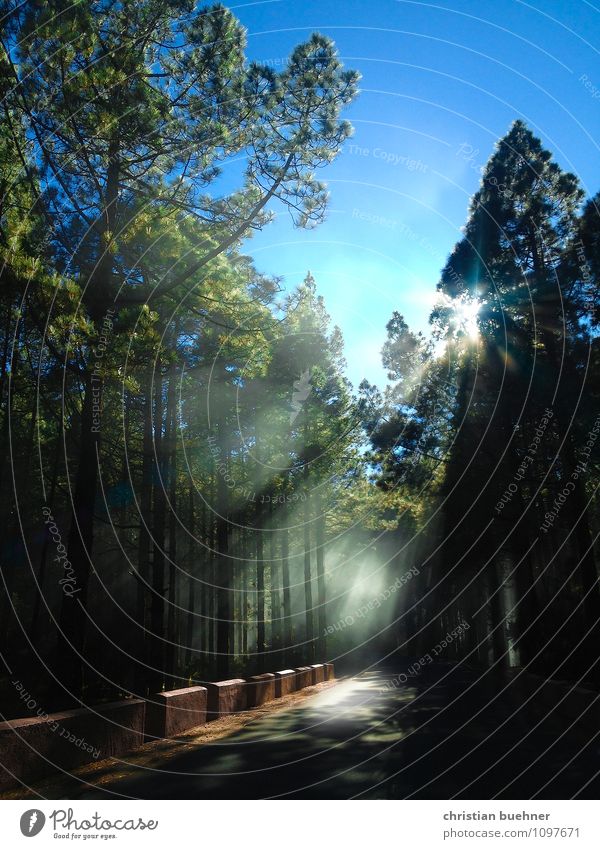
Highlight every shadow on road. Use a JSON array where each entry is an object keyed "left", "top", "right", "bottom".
[{"left": 60, "top": 663, "right": 600, "bottom": 800}]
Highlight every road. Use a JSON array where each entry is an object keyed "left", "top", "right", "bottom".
[{"left": 63, "top": 663, "right": 600, "bottom": 800}]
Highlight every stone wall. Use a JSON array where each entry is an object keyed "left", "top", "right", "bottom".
[
  {"left": 0, "top": 699, "right": 145, "bottom": 792},
  {"left": 145, "top": 686, "right": 207, "bottom": 740},
  {"left": 0, "top": 661, "right": 335, "bottom": 792}
]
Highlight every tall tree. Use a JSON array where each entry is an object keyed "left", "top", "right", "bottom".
[{"left": 2, "top": 0, "right": 358, "bottom": 695}]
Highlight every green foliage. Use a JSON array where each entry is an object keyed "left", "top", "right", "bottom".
[{"left": 0, "top": 1, "right": 363, "bottom": 698}]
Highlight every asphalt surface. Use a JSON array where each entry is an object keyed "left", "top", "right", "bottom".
[{"left": 65, "top": 663, "right": 600, "bottom": 799}]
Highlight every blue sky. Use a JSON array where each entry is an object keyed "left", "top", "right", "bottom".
[{"left": 227, "top": 0, "right": 600, "bottom": 389}]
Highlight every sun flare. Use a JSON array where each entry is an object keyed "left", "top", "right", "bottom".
[{"left": 454, "top": 296, "right": 481, "bottom": 338}]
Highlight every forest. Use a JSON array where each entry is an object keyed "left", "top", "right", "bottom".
[{"left": 1, "top": 0, "right": 599, "bottom": 720}]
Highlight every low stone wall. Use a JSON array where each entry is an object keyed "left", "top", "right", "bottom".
[
  {"left": 295, "top": 667, "right": 313, "bottom": 689},
  {"left": 145, "top": 686, "right": 207, "bottom": 740},
  {"left": 0, "top": 662, "right": 335, "bottom": 791},
  {"left": 205, "top": 679, "right": 247, "bottom": 720},
  {"left": 274, "top": 669, "right": 297, "bottom": 698},
  {"left": 311, "top": 664, "right": 325, "bottom": 684},
  {"left": 0, "top": 699, "right": 145, "bottom": 792},
  {"left": 245, "top": 673, "right": 276, "bottom": 708}
]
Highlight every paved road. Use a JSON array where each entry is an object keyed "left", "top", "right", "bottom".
[{"left": 78, "top": 664, "right": 600, "bottom": 799}]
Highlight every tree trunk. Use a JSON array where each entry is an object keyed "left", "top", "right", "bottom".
[
  {"left": 55, "top": 138, "right": 120, "bottom": 701},
  {"left": 166, "top": 364, "right": 178, "bottom": 687},
  {"left": 489, "top": 559, "right": 507, "bottom": 668},
  {"left": 269, "top": 499, "right": 281, "bottom": 663},
  {"left": 242, "top": 552, "right": 248, "bottom": 658},
  {"left": 303, "top": 494, "right": 314, "bottom": 662},
  {"left": 281, "top": 521, "right": 292, "bottom": 663},
  {"left": 56, "top": 368, "right": 101, "bottom": 701},
  {"left": 256, "top": 524, "right": 265, "bottom": 664},
  {"left": 315, "top": 488, "right": 327, "bottom": 659},
  {"left": 215, "top": 419, "right": 231, "bottom": 679},
  {"left": 150, "top": 363, "right": 166, "bottom": 693},
  {"left": 135, "top": 373, "right": 153, "bottom": 695},
  {"left": 29, "top": 436, "right": 61, "bottom": 643},
  {"left": 185, "top": 485, "right": 196, "bottom": 674}
]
